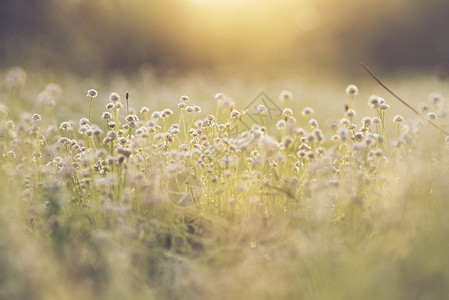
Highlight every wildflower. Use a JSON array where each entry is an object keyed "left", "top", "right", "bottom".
[
  {"left": 276, "top": 120, "right": 287, "bottom": 129},
  {"left": 368, "top": 95, "right": 380, "bottom": 108},
  {"left": 287, "top": 116, "right": 296, "bottom": 124},
  {"left": 230, "top": 109, "right": 240, "bottom": 119},
  {"left": 379, "top": 103, "right": 390, "bottom": 110},
  {"left": 282, "top": 108, "right": 293, "bottom": 116},
  {"left": 178, "top": 102, "right": 187, "bottom": 109},
  {"left": 180, "top": 95, "right": 190, "bottom": 102},
  {"left": 140, "top": 107, "right": 150, "bottom": 114},
  {"left": 162, "top": 109, "right": 173, "bottom": 117},
  {"left": 301, "top": 106, "right": 314, "bottom": 116},
  {"left": 345, "top": 84, "right": 359, "bottom": 96},
  {"left": 309, "top": 119, "right": 318, "bottom": 128},
  {"left": 59, "top": 122, "right": 71, "bottom": 130},
  {"left": 102, "top": 112, "right": 112, "bottom": 120},
  {"left": 194, "top": 106, "right": 201, "bottom": 112},
  {"left": 185, "top": 106, "right": 194, "bottom": 113},
  {"left": 345, "top": 109, "right": 356, "bottom": 118},
  {"left": 393, "top": 115, "right": 404, "bottom": 123},
  {"left": 32, "top": 114, "right": 41, "bottom": 121},
  {"left": 419, "top": 103, "right": 429, "bottom": 113},
  {"left": 361, "top": 117, "right": 372, "bottom": 127},
  {"left": 429, "top": 93, "right": 443, "bottom": 104},
  {"left": 340, "top": 118, "right": 350, "bottom": 127},
  {"left": 257, "top": 105, "right": 267, "bottom": 114},
  {"left": 427, "top": 112, "right": 437, "bottom": 120},
  {"left": 107, "top": 131, "right": 117, "bottom": 140},
  {"left": 109, "top": 93, "right": 120, "bottom": 102},
  {"left": 151, "top": 111, "right": 161, "bottom": 119},
  {"left": 87, "top": 89, "right": 98, "bottom": 98},
  {"left": 279, "top": 90, "right": 293, "bottom": 103},
  {"left": 215, "top": 93, "right": 225, "bottom": 101}
]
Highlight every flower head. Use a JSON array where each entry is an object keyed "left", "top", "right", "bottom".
[
  {"left": 87, "top": 89, "right": 98, "bottom": 98},
  {"left": 345, "top": 84, "right": 359, "bottom": 96}
]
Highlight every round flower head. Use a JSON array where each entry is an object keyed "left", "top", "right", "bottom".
[
  {"left": 32, "top": 113, "right": 41, "bottom": 121},
  {"left": 392, "top": 115, "right": 404, "bottom": 123},
  {"left": 180, "top": 95, "right": 190, "bottom": 102},
  {"left": 282, "top": 108, "right": 293, "bottom": 116},
  {"left": 345, "top": 109, "right": 356, "bottom": 118},
  {"left": 257, "top": 104, "right": 267, "bottom": 114},
  {"left": 276, "top": 120, "right": 286, "bottom": 129},
  {"left": 345, "top": 84, "right": 359, "bottom": 96},
  {"left": 140, "top": 107, "right": 150, "bottom": 114},
  {"left": 230, "top": 109, "right": 240, "bottom": 119},
  {"left": 427, "top": 112, "right": 437, "bottom": 120},
  {"left": 87, "top": 89, "right": 98, "bottom": 98},
  {"left": 301, "top": 106, "right": 314, "bottom": 116},
  {"left": 109, "top": 93, "right": 120, "bottom": 102},
  {"left": 102, "top": 112, "right": 112, "bottom": 120},
  {"left": 279, "top": 90, "right": 293, "bottom": 103},
  {"left": 429, "top": 93, "right": 443, "bottom": 104},
  {"left": 215, "top": 93, "right": 225, "bottom": 101}
]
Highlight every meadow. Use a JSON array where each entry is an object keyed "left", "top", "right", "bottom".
[{"left": 1, "top": 66, "right": 449, "bottom": 300}]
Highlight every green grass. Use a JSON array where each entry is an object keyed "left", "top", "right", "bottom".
[{"left": 1, "top": 66, "right": 449, "bottom": 300}]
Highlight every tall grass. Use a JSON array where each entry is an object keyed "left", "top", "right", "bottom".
[{"left": 1, "top": 66, "right": 449, "bottom": 300}]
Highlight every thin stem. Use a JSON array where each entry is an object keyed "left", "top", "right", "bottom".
[
  {"left": 88, "top": 97, "right": 93, "bottom": 126},
  {"left": 361, "top": 62, "right": 449, "bottom": 136}
]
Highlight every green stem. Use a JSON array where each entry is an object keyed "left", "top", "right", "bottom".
[{"left": 89, "top": 97, "right": 93, "bottom": 126}]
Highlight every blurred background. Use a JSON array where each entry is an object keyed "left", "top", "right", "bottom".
[{"left": 1, "top": 0, "right": 449, "bottom": 77}]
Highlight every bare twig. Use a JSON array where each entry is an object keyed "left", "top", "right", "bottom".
[{"left": 360, "top": 62, "right": 449, "bottom": 136}]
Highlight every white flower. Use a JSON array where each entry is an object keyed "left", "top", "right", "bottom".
[
  {"left": 345, "top": 84, "right": 359, "bottom": 96},
  {"left": 392, "top": 115, "right": 404, "bottom": 123},
  {"left": 109, "top": 92, "right": 120, "bottom": 102},
  {"left": 87, "top": 89, "right": 98, "bottom": 98},
  {"left": 279, "top": 90, "right": 293, "bottom": 103}
]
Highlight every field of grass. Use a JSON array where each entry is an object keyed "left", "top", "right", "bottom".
[{"left": 1, "top": 66, "right": 449, "bottom": 300}]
